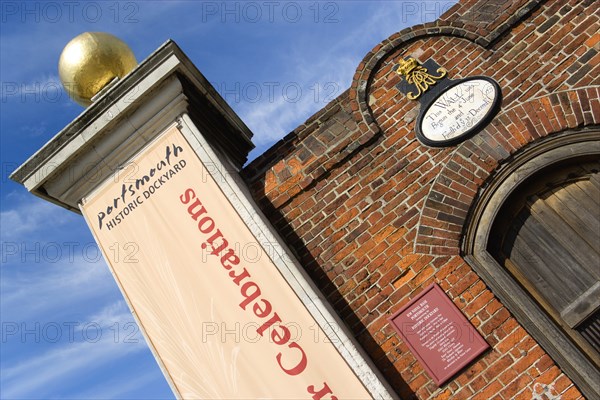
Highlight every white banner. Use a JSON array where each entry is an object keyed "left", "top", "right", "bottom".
[{"left": 81, "top": 124, "right": 372, "bottom": 399}]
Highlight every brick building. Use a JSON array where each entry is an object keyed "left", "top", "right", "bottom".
[
  {"left": 9, "top": 0, "right": 598, "bottom": 398},
  {"left": 242, "top": 0, "right": 599, "bottom": 398}
]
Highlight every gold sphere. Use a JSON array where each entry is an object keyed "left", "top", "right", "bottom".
[{"left": 58, "top": 32, "right": 137, "bottom": 107}]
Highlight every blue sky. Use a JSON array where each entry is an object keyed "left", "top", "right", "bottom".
[{"left": 0, "top": 2, "right": 455, "bottom": 399}]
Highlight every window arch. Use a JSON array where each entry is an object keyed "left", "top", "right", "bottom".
[{"left": 463, "top": 130, "right": 600, "bottom": 399}]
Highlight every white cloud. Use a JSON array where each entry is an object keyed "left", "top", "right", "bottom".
[
  {"left": 1, "top": 73, "right": 63, "bottom": 104},
  {"left": 1, "top": 302, "right": 147, "bottom": 399},
  {"left": 70, "top": 368, "right": 168, "bottom": 400},
  {"left": 0, "top": 258, "right": 113, "bottom": 319},
  {"left": 0, "top": 194, "right": 160, "bottom": 399},
  {"left": 234, "top": 0, "right": 454, "bottom": 147},
  {"left": 1, "top": 194, "right": 111, "bottom": 319},
  {"left": 1, "top": 193, "right": 79, "bottom": 241},
  {"left": 238, "top": 85, "right": 329, "bottom": 144}
]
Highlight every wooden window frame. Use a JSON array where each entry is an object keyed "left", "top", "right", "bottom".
[{"left": 462, "top": 130, "right": 600, "bottom": 399}]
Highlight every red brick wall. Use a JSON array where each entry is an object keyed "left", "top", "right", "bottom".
[{"left": 243, "top": 0, "right": 599, "bottom": 398}]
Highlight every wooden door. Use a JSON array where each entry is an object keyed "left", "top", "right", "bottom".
[{"left": 490, "top": 159, "right": 600, "bottom": 366}]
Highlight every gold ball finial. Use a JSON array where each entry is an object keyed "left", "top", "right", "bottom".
[{"left": 59, "top": 32, "right": 137, "bottom": 107}]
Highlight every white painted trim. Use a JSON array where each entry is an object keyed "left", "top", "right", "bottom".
[{"left": 21, "top": 54, "right": 181, "bottom": 193}]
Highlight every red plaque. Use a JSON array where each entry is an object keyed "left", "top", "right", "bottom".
[{"left": 388, "top": 283, "right": 489, "bottom": 386}]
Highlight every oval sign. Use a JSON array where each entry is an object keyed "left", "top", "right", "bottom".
[{"left": 417, "top": 77, "right": 501, "bottom": 147}]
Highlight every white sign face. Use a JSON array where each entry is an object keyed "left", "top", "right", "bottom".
[{"left": 419, "top": 78, "right": 499, "bottom": 145}]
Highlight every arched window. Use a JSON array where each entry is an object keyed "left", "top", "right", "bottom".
[{"left": 463, "top": 131, "right": 600, "bottom": 399}]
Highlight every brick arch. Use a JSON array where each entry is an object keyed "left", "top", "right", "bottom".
[
  {"left": 414, "top": 87, "right": 600, "bottom": 255},
  {"left": 348, "top": 21, "right": 488, "bottom": 145}
]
